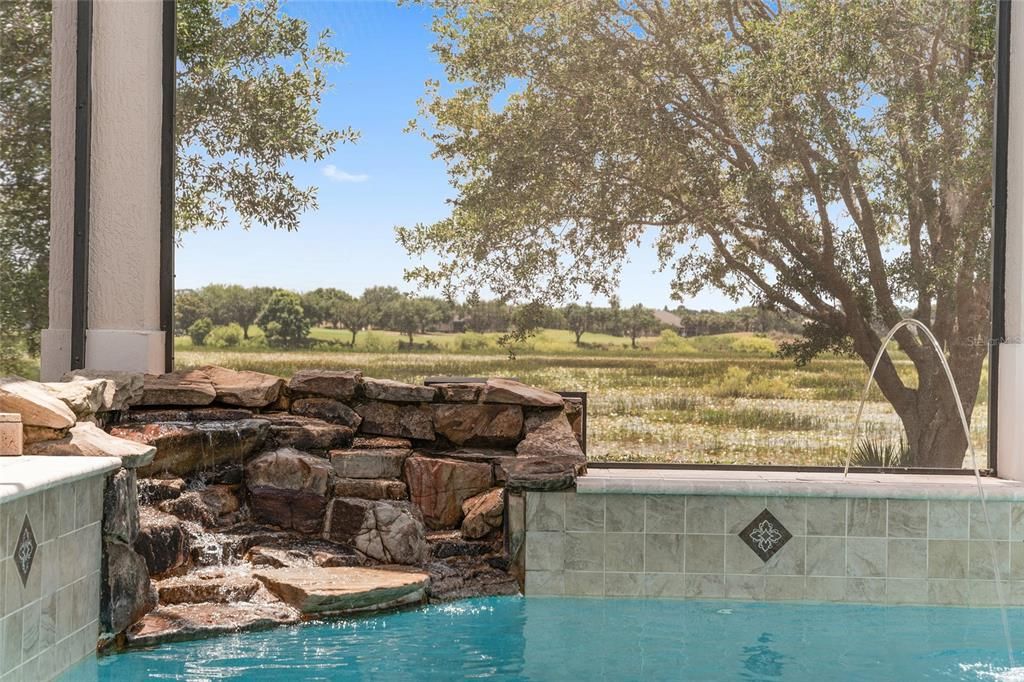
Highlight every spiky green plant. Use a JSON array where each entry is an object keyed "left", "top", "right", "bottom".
[{"left": 849, "top": 436, "right": 912, "bottom": 468}]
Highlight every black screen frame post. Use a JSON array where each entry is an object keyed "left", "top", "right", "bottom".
[
  {"left": 989, "top": 0, "right": 1012, "bottom": 474},
  {"left": 70, "top": 0, "right": 93, "bottom": 371},
  {"left": 160, "top": 0, "right": 177, "bottom": 373}
]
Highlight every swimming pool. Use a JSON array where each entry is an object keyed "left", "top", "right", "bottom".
[{"left": 63, "top": 596, "right": 1024, "bottom": 680}]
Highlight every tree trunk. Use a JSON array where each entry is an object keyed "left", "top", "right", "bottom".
[
  {"left": 350, "top": 329, "right": 357, "bottom": 346},
  {"left": 631, "top": 334, "right": 637, "bottom": 348},
  {"left": 574, "top": 330, "right": 583, "bottom": 345},
  {"left": 875, "top": 347, "right": 986, "bottom": 469}
]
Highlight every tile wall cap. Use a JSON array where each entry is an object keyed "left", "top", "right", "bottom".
[
  {"left": 577, "top": 468, "right": 1024, "bottom": 501},
  {"left": 0, "top": 455, "right": 122, "bottom": 504}
]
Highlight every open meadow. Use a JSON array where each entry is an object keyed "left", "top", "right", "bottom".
[{"left": 175, "top": 328, "right": 989, "bottom": 467}]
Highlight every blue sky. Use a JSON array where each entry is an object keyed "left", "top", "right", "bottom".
[{"left": 175, "top": 0, "right": 739, "bottom": 311}]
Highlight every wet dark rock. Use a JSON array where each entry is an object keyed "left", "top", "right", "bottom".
[
  {"left": 246, "top": 448, "right": 333, "bottom": 534},
  {"left": 323, "top": 498, "right": 428, "bottom": 565},
  {"left": 122, "top": 407, "right": 254, "bottom": 424},
  {"left": 353, "top": 401, "right": 434, "bottom": 441},
  {"left": 135, "top": 508, "right": 190, "bottom": 578},
  {"left": 104, "top": 468, "right": 140, "bottom": 544},
  {"left": 287, "top": 369, "right": 362, "bottom": 401},
  {"left": 427, "top": 530, "right": 499, "bottom": 559},
  {"left": 248, "top": 488, "right": 327, "bottom": 535},
  {"left": 158, "top": 485, "right": 241, "bottom": 527},
  {"left": 112, "top": 418, "right": 270, "bottom": 478},
  {"left": 425, "top": 556, "right": 519, "bottom": 602},
  {"left": 263, "top": 413, "right": 354, "bottom": 451},
  {"left": 138, "top": 477, "right": 185, "bottom": 505},
  {"left": 290, "top": 398, "right": 363, "bottom": 429},
  {"left": 206, "top": 464, "right": 243, "bottom": 486},
  {"left": 101, "top": 540, "right": 157, "bottom": 634}
]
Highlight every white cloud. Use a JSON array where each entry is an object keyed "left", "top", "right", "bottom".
[{"left": 323, "top": 164, "right": 369, "bottom": 183}]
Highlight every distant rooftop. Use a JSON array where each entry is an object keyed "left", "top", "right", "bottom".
[{"left": 652, "top": 309, "right": 683, "bottom": 328}]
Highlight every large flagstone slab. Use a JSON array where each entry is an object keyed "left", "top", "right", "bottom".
[{"left": 253, "top": 566, "right": 429, "bottom": 615}]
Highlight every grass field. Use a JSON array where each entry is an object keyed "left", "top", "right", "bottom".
[{"left": 174, "top": 328, "right": 989, "bottom": 468}]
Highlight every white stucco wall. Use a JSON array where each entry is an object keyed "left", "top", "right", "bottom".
[{"left": 41, "top": 0, "right": 166, "bottom": 380}]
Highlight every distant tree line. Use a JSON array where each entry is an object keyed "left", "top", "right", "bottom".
[
  {"left": 176, "top": 285, "right": 803, "bottom": 349},
  {"left": 675, "top": 307, "right": 805, "bottom": 337}
]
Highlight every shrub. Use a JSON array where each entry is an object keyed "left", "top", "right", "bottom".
[
  {"left": 188, "top": 317, "right": 213, "bottom": 346},
  {"left": 709, "top": 365, "right": 751, "bottom": 397},
  {"left": 458, "top": 332, "right": 494, "bottom": 352},
  {"left": 204, "top": 323, "right": 244, "bottom": 348},
  {"left": 362, "top": 331, "right": 398, "bottom": 353},
  {"left": 730, "top": 335, "right": 777, "bottom": 355},
  {"left": 256, "top": 291, "right": 310, "bottom": 347},
  {"left": 653, "top": 329, "right": 697, "bottom": 354},
  {"left": 706, "top": 365, "right": 794, "bottom": 399},
  {"left": 746, "top": 375, "right": 794, "bottom": 398}
]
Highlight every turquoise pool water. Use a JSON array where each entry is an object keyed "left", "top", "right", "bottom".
[{"left": 63, "top": 596, "right": 1024, "bottom": 681}]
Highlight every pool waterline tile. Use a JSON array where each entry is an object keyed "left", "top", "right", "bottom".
[
  {"left": 887, "top": 500, "right": 927, "bottom": 538},
  {"left": 605, "top": 495, "right": 645, "bottom": 532},
  {"left": 523, "top": 490, "right": 1013, "bottom": 608},
  {"left": 685, "top": 497, "right": 725, "bottom": 534},
  {"left": 928, "top": 500, "right": 970, "bottom": 540},
  {"left": 604, "top": 532, "right": 644, "bottom": 573},
  {"left": 565, "top": 494, "right": 605, "bottom": 532}
]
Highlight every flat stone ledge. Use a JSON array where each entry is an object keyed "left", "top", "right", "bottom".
[
  {"left": 0, "top": 455, "right": 122, "bottom": 503},
  {"left": 578, "top": 468, "right": 1024, "bottom": 501},
  {"left": 253, "top": 566, "right": 429, "bottom": 615}
]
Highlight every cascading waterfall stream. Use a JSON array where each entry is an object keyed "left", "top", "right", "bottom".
[{"left": 843, "top": 318, "right": 1015, "bottom": 666}]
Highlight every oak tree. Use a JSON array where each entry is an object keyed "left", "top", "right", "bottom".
[{"left": 401, "top": 0, "right": 996, "bottom": 467}]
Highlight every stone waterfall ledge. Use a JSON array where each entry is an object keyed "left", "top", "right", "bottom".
[
  {"left": 0, "top": 455, "right": 122, "bottom": 503},
  {"left": 578, "top": 468, "right": 1024, "bottom": 501}
]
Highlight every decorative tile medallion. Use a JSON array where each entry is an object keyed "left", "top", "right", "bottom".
[
  {"left": 739, "top": 509, "right": 792, "bottom": 562},
  {"left": 14, "top": 514, "right": 37, "bottom": 586}
]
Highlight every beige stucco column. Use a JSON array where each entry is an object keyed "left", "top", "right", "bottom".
[
  {"left": 40, "top": 0, "right": 168, "bottom": 380},
  {"left": 998, "top": 3, "right": 1024, "bottom": 481}
]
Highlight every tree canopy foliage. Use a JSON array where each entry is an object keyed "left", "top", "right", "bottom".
[
  {"left": 401, "top": 0, "right": 997, "bottom": 467},
  {"left": 176, "top": 0, "right": 354, "bottom": 234},
  {"left": 0, "top": 1, "right": 50, "bottom": 371}
]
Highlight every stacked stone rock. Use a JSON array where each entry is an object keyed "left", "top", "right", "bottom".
[
  {"left": 101, "top": 367, "right": 585, "bottom": 549},
  {"left": 0, "top": 367, "right": 585, "bottom": 644}
]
